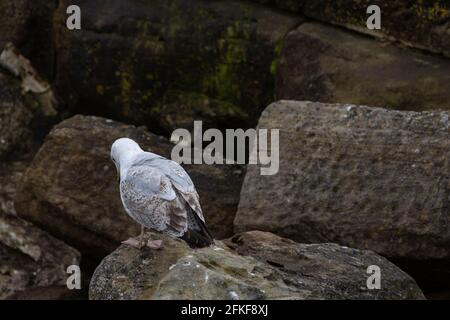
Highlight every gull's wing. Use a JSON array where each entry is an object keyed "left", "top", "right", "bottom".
[
  {"left": 120, "top": 165, "right": 188, "bottom": 237},
  {"left": 132, "top": 153, "right": 205, "bottom": 222}
]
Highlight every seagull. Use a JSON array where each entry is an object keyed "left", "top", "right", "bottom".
[{"left": 110, "top": 137, "right": 214, "bottom": 249}]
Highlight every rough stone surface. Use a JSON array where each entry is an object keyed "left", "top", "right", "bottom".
[
  {"left": 0, "top": 211, "right": 80, "bottom": 299},
  {"left": 53, "top": 0, "right": 302, "bottom": 134},
  {"left": 276, "top": 22, "right": 450, "bottom": 112},
  {"left": 0, "top": 73, "right": 33, "bottom": 159},
  {"left": 251, "top": 0, "right": 450, "bottom": 57},
  {"left": 15, "top": 115, "right": 244, "bottom": 257},
  {"left": 89, "top": 231, "right": 425, "bottom": 300},
  {"left": 0, "top": 159, "right": 29, "bottom": 216},
  {"left": 235, "top": 100, "right": 450, "bottom": 262},
  {"left": 0, "top": 0, "right": 56, "bottom": 78}
]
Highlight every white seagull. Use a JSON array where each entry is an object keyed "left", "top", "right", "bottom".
[{"left": 110, "top": 137, "right": 214, "bottom": 249}]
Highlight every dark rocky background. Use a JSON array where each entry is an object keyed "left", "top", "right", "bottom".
[{"left": 0, "top": 0, "right": 449, "bottom": 300}]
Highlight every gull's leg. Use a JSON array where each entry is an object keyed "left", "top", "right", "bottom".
[
  {"left": 121, "top": 238, "right": 144, "bottom": 249},
  {"left": 121, "top": 225, "right": 163, "bottom": 250},
  {"left": 145, "top": 226, "right": 162, "bottom": 250},
  {"left": 146, "top": 239, "right": 163, "bottom": 250},
  {"left": 121, "top": 225, "right": 145, "bottom": 249},
  {"left": 139, "top": 225, "right": 145, "bottom": 247}
]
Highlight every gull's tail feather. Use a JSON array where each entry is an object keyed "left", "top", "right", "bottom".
[
  {"left": 181, "top": 229, "right": 214, "bottom": 248},
  {"left": 180, "top": 210, "right": 215, "bottom": 248}
]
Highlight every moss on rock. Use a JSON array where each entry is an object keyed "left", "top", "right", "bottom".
[{"left": 54, "top": 0, "right": 302, "bottom": 134}]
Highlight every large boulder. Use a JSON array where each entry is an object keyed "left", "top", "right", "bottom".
[
  {"left": 235, "top": 100, "right": 450, "bottom": 287},
  {"left": 15, "top": 115, "right": 244, "bottom": 257},
  {"left": 0, "top": 0, "right": 56, "bottom": 78},
  {"left": 53, "top": 0, "right": 302, "bottom": 134},
  {"left": 0, "top": 211, "right": 80, "bottom": 299},
  {"left": 276, "top": 22, "right": 450, "bottom": 112},
  {"left": 251, "top": 0, "right": 450, "bottom": 58},
  {"left": 89, "top": 231, "right": 425, "bottom": 300}
]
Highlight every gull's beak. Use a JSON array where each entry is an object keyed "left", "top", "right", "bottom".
[
  {"left": 115, "top": 164, "right": 120, "bottom": 182},
  {"left": 112, "top": 158, "right": 120, "bottom": 182}
]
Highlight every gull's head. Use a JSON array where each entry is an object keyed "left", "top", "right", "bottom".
[{"left": 110, "top": 138, "right": 143, "bottom": 178}]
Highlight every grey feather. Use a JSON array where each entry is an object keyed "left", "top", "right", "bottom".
[
  {"left": 119, "top": 152, "right": 206, "bottom": 239},
  {"left": 131, "top": 152, "right": 205, "bottom": 222}
]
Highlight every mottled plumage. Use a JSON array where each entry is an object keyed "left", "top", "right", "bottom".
[{"left": 111, "top": 138, "right": 213, "bottom": 248}]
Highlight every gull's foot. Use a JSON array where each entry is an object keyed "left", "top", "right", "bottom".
[
  {"left": 147, "top": 239, "right": 163, "bottom": 250},
  {"left": 121, "top": 238, "right": 145, "bottom": 249}
]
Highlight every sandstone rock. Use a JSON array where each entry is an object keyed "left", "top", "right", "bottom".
[
  {"left": 15, "top": 115, "right": 244, "bottom": 257},
  {"left": 251, "top": 0, "right": 450, "bottom": 58},
  {"left": 235, "top": 101, "right": 450, "bottom": 286},
  {"left": 89, "top": 231, "right": 424, "bottom": 300},
  {"left": 0, "top": 73, "right": 32, "bottom": 159},
  {"left": 53, "top": 0, "right": 302, "bottom": 134},
  {"left": 0, "top": 0, "right": 56, "bottom": 78},
  {"left": 276, "top": 22, "right": 450, "bottom": 112},
  {"left": 0, "top": 211, "right": 80, "bottom": 299}
]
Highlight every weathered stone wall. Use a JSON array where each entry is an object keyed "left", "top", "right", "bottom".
[
  {"left": 276, "top": 22, "right": 450, "bottom": 111},
  {"left": 53, "top": 0, "right": 302, "bottom": 134},
  {"left": 250, "top": 0, "right": 450, "bottom": 58}
]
